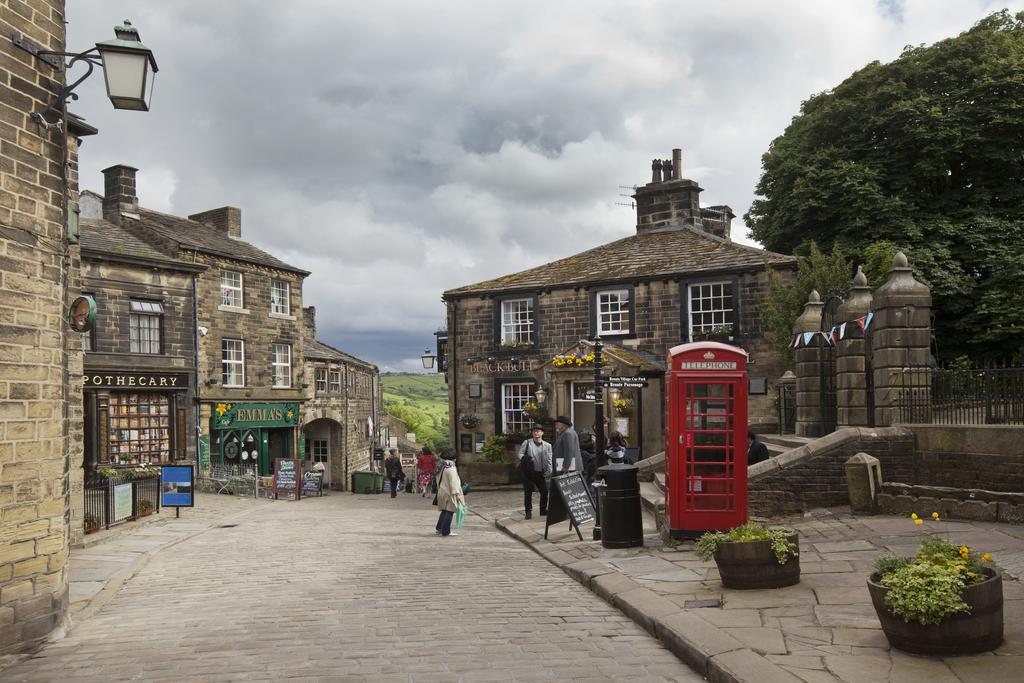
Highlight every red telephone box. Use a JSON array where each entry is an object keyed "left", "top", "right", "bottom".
[{"left": 665, "top": 342, "right": 748, "bottom": 538}]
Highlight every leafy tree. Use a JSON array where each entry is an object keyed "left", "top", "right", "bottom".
[
  {"left": 762, "top": 243, "right": 894, "bottom": 362},
  {"left": 746, "top": 11, "right": 1024, "bottom": 360}
]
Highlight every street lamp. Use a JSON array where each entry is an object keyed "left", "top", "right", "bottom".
[
  {"left": 534, "top": 385, "right": 547, "bottom": 406},
  {"left": 13, "top": 19, "right": 159, "bottom": 122},
  {"left": 420, "top": 348, "right": 436, "bottom": 370},
  {"left": 96, "top": 21, "right": 159, "bottom": 111}
]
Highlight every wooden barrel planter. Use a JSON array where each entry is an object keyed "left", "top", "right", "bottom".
[
  {"left": 867, "top": 568, "right": 1003, "bottom": 655},
  {"left": 714, "top": 534, "right": 800, "bottom": 589}
]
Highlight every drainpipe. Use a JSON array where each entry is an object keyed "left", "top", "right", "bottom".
[{"left": 191, "top": 257, "right": 202, "bottom": 469}]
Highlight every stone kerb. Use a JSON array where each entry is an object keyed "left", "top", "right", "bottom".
[
  {"left": 835, "top": 267, "right": 872, "bottom": 427},
  {"left": 870, "top": 253, "right": 931, "bottom": 427},
  {"left": 793, "top": 290, "right": 825, "bottom": 437}
]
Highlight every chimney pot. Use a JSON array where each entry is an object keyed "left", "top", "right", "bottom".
[{"left": 672, "top": 148, "right": 682, "bottom": 180}]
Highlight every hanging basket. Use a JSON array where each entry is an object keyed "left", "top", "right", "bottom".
[{"left": 459, "top": 414, "right": 481, "bottom": 429}]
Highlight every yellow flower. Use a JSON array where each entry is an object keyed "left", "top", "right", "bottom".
[
  {"left": 931, "top": 512, "right": 940, "bottom": 519},
  {"left": 911, "top": 513, "right": 918, "bottom": 520},
  {"left": 914, "top": 519, "right": 923, "bottom": 525},
  {"left": 983, "top": 553, "right": 992, "bottom": 562},
  {"left": 959, "top": 546, "right": 970, "bottom": 558}
]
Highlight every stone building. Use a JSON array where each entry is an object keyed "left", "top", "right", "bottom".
[
  {"left": 441, "top": 150, "right": 797, "bottom": 461},
  {"left": 71, "top": 203, "right": 205, "bottom": 543},
  {"left": 301, "top": 306, "right": 381, "bottom": 490},
  {"left": 0, "top": 0, "right": 96, "bottom": 653},
  {"left": 81, "top": 165, "right": 311, "bottom": 475}
]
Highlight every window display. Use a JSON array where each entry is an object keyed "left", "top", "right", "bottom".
[{"left": 108, "top": 393, "right": 171, "bottom": 464}]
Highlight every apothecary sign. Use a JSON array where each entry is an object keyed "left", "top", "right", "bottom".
[{"left": 83, "top": 372, "right": 190, "bottom": 389}]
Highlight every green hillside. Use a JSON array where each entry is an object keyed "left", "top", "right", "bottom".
[{"left": 382, "top": 373, "right": 449, "bottom": 451}]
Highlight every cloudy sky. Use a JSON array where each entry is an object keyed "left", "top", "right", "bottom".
[{"left": 67, "top": 1, "right": 1021, "bottom": 372}]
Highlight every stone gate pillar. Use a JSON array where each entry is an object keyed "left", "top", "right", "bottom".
[
  {"left": 794, "top": 290, "right": 825, "bottom": 437},
  {"left": 836, "top": 267, "right": 873, "bottom": 427},
  {"left": 871, "top": 252, "right": 932, "bottom": 426}
]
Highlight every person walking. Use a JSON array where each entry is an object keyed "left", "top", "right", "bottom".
[
  {"left": 384, "top": 449, "right": 405, "bottom": 498},
  {"left": 553, "top": 416, "right": 582, "bottom": 475},
  {"left": 416, "top": 446, "right": 437, "bottom": 497},
  {"left": 434, "top": 453, "right": 465, "bottom": 537},
  {"left": 517, "top": 423, "right": 552, "bottom": 519},
  {"left": 579, "top": 428, "right": 597, "bottom": 486}
]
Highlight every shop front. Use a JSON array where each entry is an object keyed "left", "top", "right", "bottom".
[
  {"left": 83, "top": 371, "right": 193, "bottom": 467},
  {"left": 209, "top": 402, "right": 302, "bottom": 476}
]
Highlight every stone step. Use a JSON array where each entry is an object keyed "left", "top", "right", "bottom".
[
  {"left": 639, "top": 480, "right": 666, "bottom": 530},
  {"left": 653, "top": 471, "right": 666, "bottom": 494},
  {"left": 765, "top": 442, "right": 789, "bottom": 456}
]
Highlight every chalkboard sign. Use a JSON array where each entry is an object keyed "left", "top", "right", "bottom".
[
  {"left": 274, "top": 458, "right": 301, "bottom": 501},
  {"left": 545, "top": 473, "right": 596, "bottom": 541},
  {"left": 302, "top": 470, "right": 324, "bottom": 497}
]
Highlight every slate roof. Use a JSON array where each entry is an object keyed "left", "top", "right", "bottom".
[
  {"left": 305, "top": 338, "right": 377, "bottom": 370},
  {"left": 444, "top": 226, "right": 796, "bottom": 298},
  {"left": 80, "top": 218, "right": 195, "bottom": 268},
  {"left": 137, "top": 208, "right": 309, "bottom": 275}
]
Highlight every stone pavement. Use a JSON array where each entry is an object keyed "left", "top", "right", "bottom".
[
  {"left": 1, "top": 488, "right": 700, "bottom": 682},
  {"left": 494, "top": 501, "right": 1024, "bottom": 683}
]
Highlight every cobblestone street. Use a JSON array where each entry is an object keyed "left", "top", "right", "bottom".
[{"left": 1, "top": 491, "right": 699, "bottom": 682}]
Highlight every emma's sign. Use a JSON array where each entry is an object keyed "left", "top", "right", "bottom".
[
  {"left": 83, "top": 372, "right": 189, "bottom": 388},
  {"left": 470, "top": 359, "right": 536, "bottom": 374}
]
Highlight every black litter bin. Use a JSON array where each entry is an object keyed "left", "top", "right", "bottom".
[{"left": 596, "top": 462, "right": 643, "bottom": 548}]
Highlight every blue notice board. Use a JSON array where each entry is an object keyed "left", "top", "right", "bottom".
[{"left": 161, "top": 465, "right": 194, "bottom": 508}]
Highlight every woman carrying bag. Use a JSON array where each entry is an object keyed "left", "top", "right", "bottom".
[{"left": 433, "top": 449, "right": 465, "bottom": 537}]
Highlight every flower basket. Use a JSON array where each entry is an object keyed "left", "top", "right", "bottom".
[
  {"left": 459, "top": 414, "right": 481, "bottom": 430},
  {"left": 868, "top": 568, "right": 1003, "bottom": 655},
  {"left": 612, "top": 398, "right": 634, "bottom": 416},
  {"left": 83, "top": 514, "right": 101, "bottom": 535},
  {"left": 521, "top": 402, "right": 545, "bottom": 421},
  {"left": 552, "top": 352, "right": 595, "bottom": 368},
  {"left": 697, "top": 525, "right": 800, "bottom": 589}
]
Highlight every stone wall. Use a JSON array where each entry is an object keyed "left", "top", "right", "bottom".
[
  {"left": 748, "top": 427, "right": 915, "bottom": 516},
  {"left": 905, "top": 424, "right": 1024, "bottom": 493},
  {"left": 877, "top": 483, "right": 1024, "bottom": 524},
  {"left": 0, "top": 0, "right": 73, "bottom": 653}
]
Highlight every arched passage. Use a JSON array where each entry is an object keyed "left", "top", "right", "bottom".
[{"left": 304, "top": 416, "right": 344, "bottom": 488}]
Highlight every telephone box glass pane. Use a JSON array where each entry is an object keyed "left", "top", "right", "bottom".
[{"left": 684, "top": 382, "right": 735, "bottom": 512}]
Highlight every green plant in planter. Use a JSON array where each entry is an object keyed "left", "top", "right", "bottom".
[
  {"left": 696, "top": 523, "right": 799, "bottom": 565},
  {"left": 874, "top": 533, "right": 995, "bottom": 625},
  {"left": 83, "top": 513, "right": 100, "bottom": 529},
  {"left": 479, "top": 435, "right": 511, "bottom": 463},
  {"left": 138, "top": 498, "right": 153, "bottom": 513}
]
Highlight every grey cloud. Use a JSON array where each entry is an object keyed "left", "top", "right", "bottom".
[{"left": 68, "top": 0, "right": 1021, "bottom": 370}]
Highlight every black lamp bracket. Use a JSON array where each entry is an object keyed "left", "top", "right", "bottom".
[{"left": 12, "top": 33, "right": 102, "bottom": 123}]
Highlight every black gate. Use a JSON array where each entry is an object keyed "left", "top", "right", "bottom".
[{"left": 820, "top": 289, "right": 844, "bottom": 434}]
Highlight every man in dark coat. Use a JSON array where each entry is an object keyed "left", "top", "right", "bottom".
[
  {"left": 748, "top": 430, "right": 770, "bottom": 466},
  {"left": 553, "top": 416, "right": 582, "bottom": 474}
]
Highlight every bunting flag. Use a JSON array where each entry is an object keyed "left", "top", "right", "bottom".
[
  {"left": 792, "top": 333, "right": 802, "bottom": 349},
  {"left": 854, "top": 316, "right": 867, "bottom": 333},
  {"left": 802, "top": 331, "right": 815, "bottom": 346},
  {"left": 827, "top": 328, "right": 837, "bottom": 346},
  {"left": 839, "top": 322, "right": 848, "bottom": 340},
  {"left": 864, "top": 311, "right": 874, "bottom": 332}
]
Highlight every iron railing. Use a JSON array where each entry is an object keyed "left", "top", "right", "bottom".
[
  {"left": 777, "top": 382, "right": 796, "bottom": 434},
  {"left": 83, "top": 473, "right": 162, "bottom": 534},
  {"left": 197, "top": 463, "right": 259, "bottom": 497},
  {"left": 898, "top": 364, "right": 1024, "bottom": 425}
]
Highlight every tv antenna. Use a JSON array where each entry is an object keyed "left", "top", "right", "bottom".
[{"left": 616, "top": 185, "right": 637, "bottom": 209}]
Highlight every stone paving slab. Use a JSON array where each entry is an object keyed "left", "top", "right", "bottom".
[{"left": 490, "top": 499, "right": 1024, "bottom": 683}]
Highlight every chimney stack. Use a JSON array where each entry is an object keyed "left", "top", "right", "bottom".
[
  {"left": 672, "top": 148, "right": 682, "bottom": 180},
  {"left": 303, "top": 305, "right": 316, "bottom": 340},
  {"left": 188, "top": 206, "right": 241, "bottom": 238},
  {"left": 102, "top": 164, "right": 139, "bottom": 222}
]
